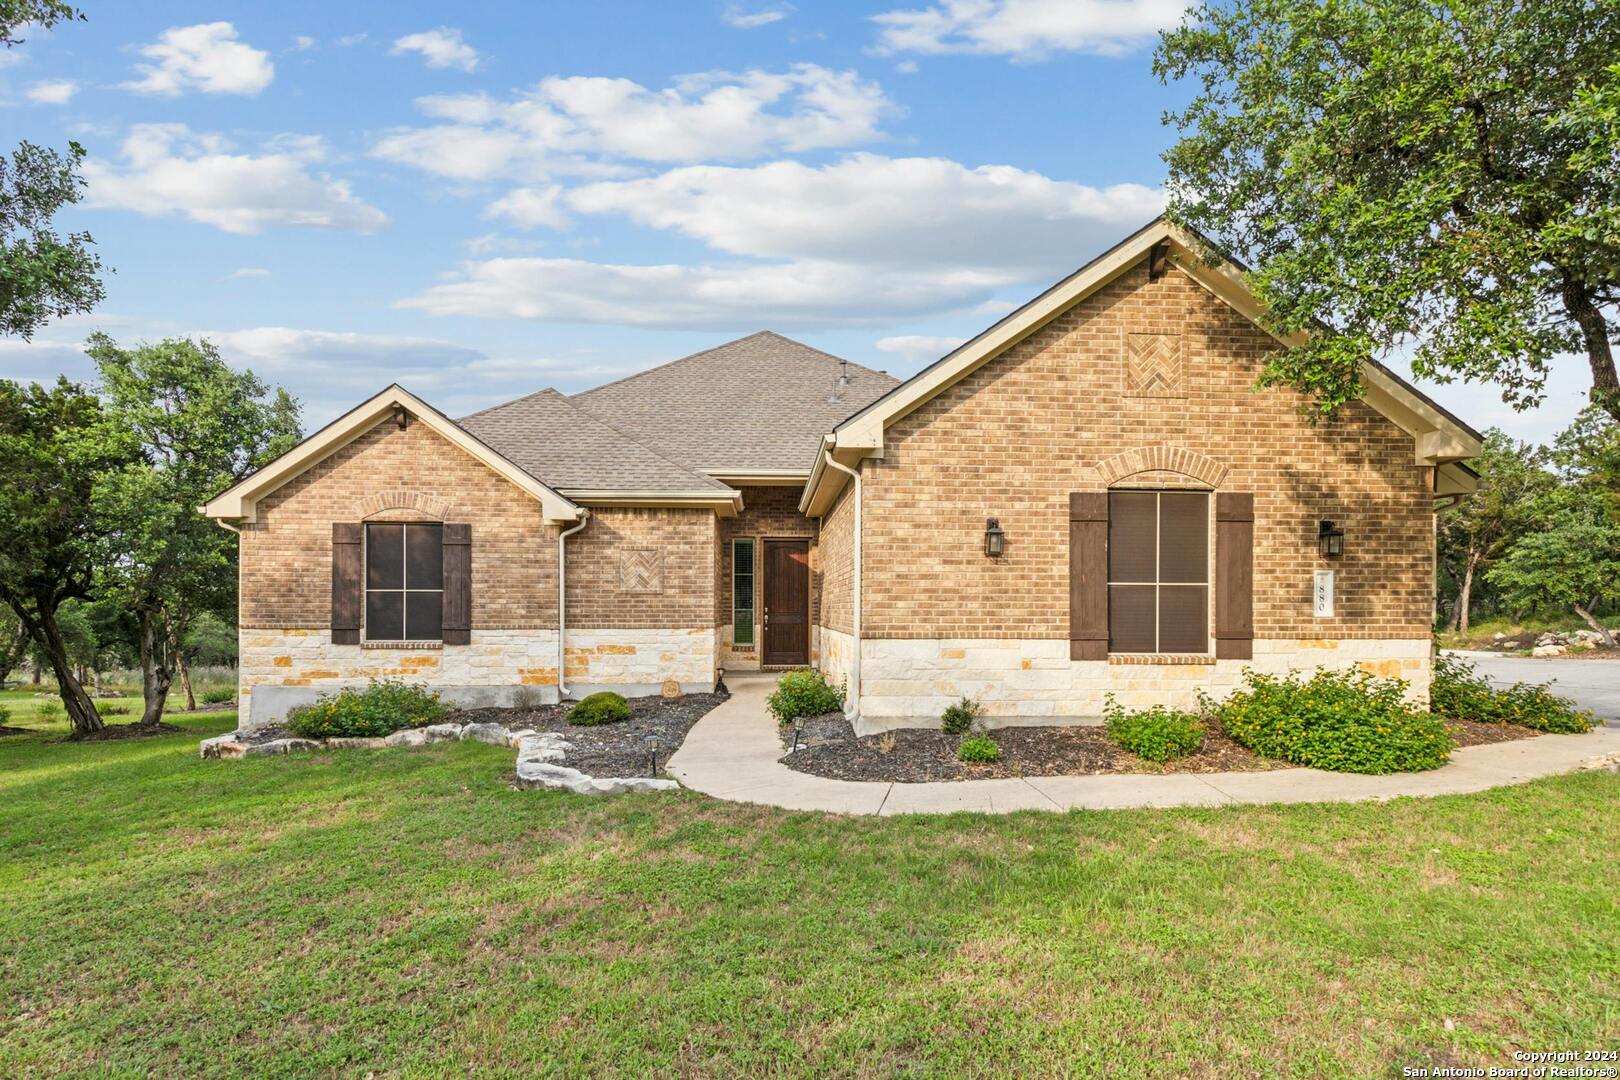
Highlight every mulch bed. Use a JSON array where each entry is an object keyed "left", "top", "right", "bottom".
[
  {"left": 63, "top": 721, "right": 186, "bottom": 742},
  {"left": 782, "top": 712, "right": 1547, "bottom": 783},
  {"left": 451, "top": 689, "right": 730, "bottom": 777}
]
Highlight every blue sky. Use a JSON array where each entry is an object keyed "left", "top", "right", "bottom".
[{"left": 0, "top": 0, "right": 1593, "bottom": 440}]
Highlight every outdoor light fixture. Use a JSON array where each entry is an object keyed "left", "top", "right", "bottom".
[
  {"left": 1318, "top": 519, "right": 1345, "bottom": 559},
  {"left": 392, "top": 404, "right": 409, "bottom": 430},
  {"left": 985, "top": 517, "right": 1006, "bottom": 558},
  {"left": 791, "top": 718, "right": 803, "bottom": 753},
  {"left": 646, "top": 734, "right": 661, "bottom": 778}
]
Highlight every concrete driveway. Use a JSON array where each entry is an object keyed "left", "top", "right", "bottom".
[{"left": 1446, "top": 651, "right": 1620, "bottom": 724}]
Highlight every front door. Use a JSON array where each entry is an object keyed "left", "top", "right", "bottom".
[{"left": 762, "top": 538, "right": 810, "bottom": 667}]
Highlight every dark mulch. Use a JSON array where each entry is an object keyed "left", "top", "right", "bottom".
[
  {"left": 1446, "top": 717, "right": 1541, "bottom": 747},
  {"left": 452, "top": 688, "right": 730, "bottom": 778},
  {"left": 781, "top": 713, "right": 1287, "bottom": 783},
  {"left": 63, "top": 721, "right": 186, "bottom": 743},
  {"left": 782, "top": 712, "right": 1549, "bottom": 783}
]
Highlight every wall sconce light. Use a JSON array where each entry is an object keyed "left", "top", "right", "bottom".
[
  {"left": 985, "top": 517, "right": 1006, "bottom": 558},
  {"left": 1318, "top": 519, "right": 1345, "bottom": 559},
  {"left": 392, "top": 404, "right": 410, "bottom": 430}
]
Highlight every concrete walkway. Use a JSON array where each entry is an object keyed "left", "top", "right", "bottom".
[
  {"left": 667, "top": 674, "right": 1620, "bottom": 815},
  {"left": 1447, "top": 650, "right": 1620, "bottom": 724}
]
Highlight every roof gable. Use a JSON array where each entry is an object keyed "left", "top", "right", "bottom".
[
  {"left": 202, "top": 385, "right": 581, "bottom": 524},
  {"left": 803, "top": 217, "right": 1482, "bottom": 514},
  {"left": 571, "top": 331, "right": 899, "bottom": 474}
]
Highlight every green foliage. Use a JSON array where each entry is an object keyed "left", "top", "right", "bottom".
[
  {"left": 1207, "top": 669, "right": 1452, "bottom": 775},
  {"left": 1, "top": 3, "right": 84, "bottom": 46},
  {"left": 201, "top": 688, "right": 235, "bottom": 705},
  {"left": 940, "top": 696, "right": 980, "bottom": 736},
  {"left": 0, "top": 703, "right": 8, "bottom": 724},
  {"left": 1485, "top": 490, "right": 1620, "bottom": 634},
  {"left": 1431, "top": 654, "right": 1595, "bottom": 734},
  {"left": 35, "top": 699, "right": 61, "bottom": 723},
  {"left": 98, "top": 703, "right": 130, "bottom": 716},
  {"left": 1156, "top": 0, "right": 1620, "bottom": 423},
  {"left": 956, "top": 735, "right": 1001, "bottom": 763},
  {"left": 1103, "top": 697, "right": 1204, "bottom": 763},
  {"left": 183, "top": 613, "right": 239, "bottom": 668},
  {"left": 567, "top": 691, "right": 631, "bottom": 727},
  {"left": 285, "top": 680, "right": 445, "bottom": 739},
  {"left": 766, "top": 669, "right": 844, "bottom": 724}
]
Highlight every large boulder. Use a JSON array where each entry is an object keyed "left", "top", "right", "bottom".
[
  {"left": 1532, "top": 643, "right": 1568, "bottom": 657},
  {"left": 514, "top": 759, "right": 677, "bottom": 795},
  {"left": 422, "top": 723, "right": 465, "bottom": 743},
  {"left": 384, "top": 728, "right": 429, "bottom": 747},
  {"left": 460, "top": 722, "right": 510, "bottom": 746}
]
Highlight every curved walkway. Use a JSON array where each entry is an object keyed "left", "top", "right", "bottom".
[{"left": 667, "top": 675, "right": 1620, "bottom": 815}]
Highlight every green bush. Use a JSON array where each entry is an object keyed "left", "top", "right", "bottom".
[
  {"left": 957, "top": 735, "right": 1001, "bottom": 763},
  {"left": 766, "top": 669, "right": 845, "bottom": 724},
  {"left": 1205, "top": 668, "right": 1451, "bottom": 774},
  {"left": 37, "top": 700, "right": 62, "bottom": 724},
  {"left": 98, "top": 703, "right": 131, "bottom": 716},
  {"left": 0, "top": 704, "right": 9, "bottom": 725},
  {"left": 568, "top": 691, "right": 631, "bottom": 727},
  {"left": 1431, "top": 653, "right": 1595, "bottom": 733},
  {"left": 286, "top": 679, "right": 445, "bottom": 739},
  {"left": 201, "top": 688, "right": 236, "bottom": 705},
  {"left": 940, "top": 697, "right": 980, "bottom": 736},
  {"left": 1103, "top": 697, "right": 1204, "bottom": 762}
]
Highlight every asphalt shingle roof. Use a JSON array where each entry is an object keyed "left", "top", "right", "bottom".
[
  {"left": 457, "top": 389, "right": 732, "bottom": 495},
  {"left": 570, "top": 331, "right": 900, "bottom": 473}
]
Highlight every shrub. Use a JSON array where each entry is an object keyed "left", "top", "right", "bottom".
[
  {"left": 511, "top": 685, "right": 543, "bottom": 711},
  {"left": 957, "top": 735, "right": 1001, "bottom": 763},
  {"left": 568, "top": 691, "right": 631, "bottom": 727},
  {"left": 99, "top": 703, "right": 131, "bottom": 716},
  {"left": 1103, "top": 697, "right": 1203, "bottom": 763},
  {"left": 1205, "top": 668, "right": 1451, "bottom": 774},
  {"left": 36, "top": 700, "right": 63, "bottom": 723},
  {"left": 1431, "top": 653, "right": 1595, "bottom": 733},
  {"left": 0, "top": 704, "right": 9, "bottom": 725},
  {"left": 766, "top": 669, "right": 844, "bottom": 724},
  {"left": 940, "top": 697, "right": 981, "bottom": 736},
  {"left": 201, "top": 688, "right": 235, "bottom": 705},
  {"left": 286, "top": 679, "right": 445, "bottom": 739}
]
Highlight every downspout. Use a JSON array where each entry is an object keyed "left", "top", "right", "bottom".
[
  {"left": 556, "top": 510, "right": 591, "bottom": 701},
  {"left": 821, "top": 452, "right": 861, "bottom": 723}
]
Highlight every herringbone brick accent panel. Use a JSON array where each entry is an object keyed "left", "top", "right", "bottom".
[
  {"left": 619, "top": 547, "right": 663, "bottom": 593},
  {"left": 1125, "top": 332, "right": 1184, "bottom": 392}
]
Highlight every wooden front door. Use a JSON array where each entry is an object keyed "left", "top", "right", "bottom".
[{"left": 762, "top": 539, "right": 810, "bottom": 667}]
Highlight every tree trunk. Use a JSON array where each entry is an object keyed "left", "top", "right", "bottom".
[
  {"left": 1572, "top": 599, "right": 1618, "bottom": 649},
  {"left": 137, "top": 606, "right": 175, "bottom": 728},
  {"left": 168, "top": 613, "right": 196, "bottom": 711},
  {"left": 1456, "top": 554, "right": 1478, "bottom": 634},
  {"left": 1561, "top": 277, "right": 1620, "bottom": 424},
  {"left": 22, "top": 605, "right": 103, "bottom": 733}
]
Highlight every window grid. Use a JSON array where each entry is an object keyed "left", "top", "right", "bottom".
[
  {"left": 365, "top": 523, "right": 444, "bottom": 643},
  {"left": 1107, "top": 491, "right": 1209, "bottom": 655},
  {"left": 732, "top": 538, "right": 755, "bottom": 647}
]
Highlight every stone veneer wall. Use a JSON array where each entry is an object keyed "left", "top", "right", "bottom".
[
  {"left": 853, "top": 637, "right": 1431, "bottom": 733},
  {"left": 718, "top": 485, "right": 822, "bottom": 670}
]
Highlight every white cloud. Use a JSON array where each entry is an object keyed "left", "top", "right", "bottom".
[
  {"left": 723, "top": 4, "right": 792, "bottom": 28},
  {"left": 292, "top": 35, "right": 316, "bottom": 51},
  {"left": 485, "top": 185, "right": 570, "bottom": 230},
  {"left": 391, "top": 27, "right": 480, "bottom": 72},
  {"left": 82, "top": 124, "right": 388, "bottom": 235},
  {"left": 398, "top": 255, "right": 1005, "bottom": 329},
  {"left": 463, "top": 232, "right": 544, "bottom": 257},
  {"left": 876, "top": 334, "right": 966, "bottom": 364},
  {"left": 121, "top": 22, "right": 274, "bottom": 96},
  {"left": 370, "top": 64, "right": 891, "bottom": 180},
  {"left": 566, "top": 154, "right": 1164, "bottom": 277},
  {"left": 872, "top": 0, "right": 1187, "bottom": 59},
  {"left": 25, "top": 79, "right": 78, "bottom": 104},
  {"left": 228, "top": 267, "right": 272, "bottom": 279}
]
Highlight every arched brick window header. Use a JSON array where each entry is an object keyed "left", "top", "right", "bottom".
[
  {"left": 358, "top": 490, "right": 453, "bottom": 521},
  {"left": 1098, "top": 446, "right": 1229, "bottom": 490}
]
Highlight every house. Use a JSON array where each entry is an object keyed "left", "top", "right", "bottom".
[{"left": 204, "top": 218, "right": 1482, "bottom": 733}]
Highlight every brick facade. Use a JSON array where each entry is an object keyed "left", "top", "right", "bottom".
[
  {"left": 566, "top": 507, "right": 718, "bottom": 630},
  {"left": 859, "top": 263, "right": 1434, "bottom": 643}
]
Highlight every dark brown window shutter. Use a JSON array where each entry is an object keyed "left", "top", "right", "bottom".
[
  {"left": 1215, "top": 493, "right": 1254, "bottom": 660},
  {"left": 1069, "top": 492, "right": 1108, "bottom": 660},
  {"left": 442, "top": 523, "right": 471, "bottom": 645},
  {"left": 331, "top": 523, "right": 362, "bottom": 645}
]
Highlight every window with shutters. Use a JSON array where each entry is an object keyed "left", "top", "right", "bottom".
[
  {"left": 365, "top": 522, "right": 443, "bottom": 641},
  {"left": 732, "top": 538, "right": 755, "bottom": 646},
  {"left": 1107, "top": 491, "right": 1209, "bottom": 654}
]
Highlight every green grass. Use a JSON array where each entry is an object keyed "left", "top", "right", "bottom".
[{"left": 2, "top": 716, "right": 1617, "bottom": 1077}]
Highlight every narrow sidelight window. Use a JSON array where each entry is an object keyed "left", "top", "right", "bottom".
[
  {"left": 1107, "top": 491, "right": 1209, "bottom": 654},
  {"left": 365, "top": 522, "right": 443, "bottom": 641},
  {"left": 732, "top": 538, "right": 755, "bottom": 646}
]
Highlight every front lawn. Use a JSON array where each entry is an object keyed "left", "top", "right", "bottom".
[{"left": 2, "top": 716, "right": 1616, "bottom": 1077}]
